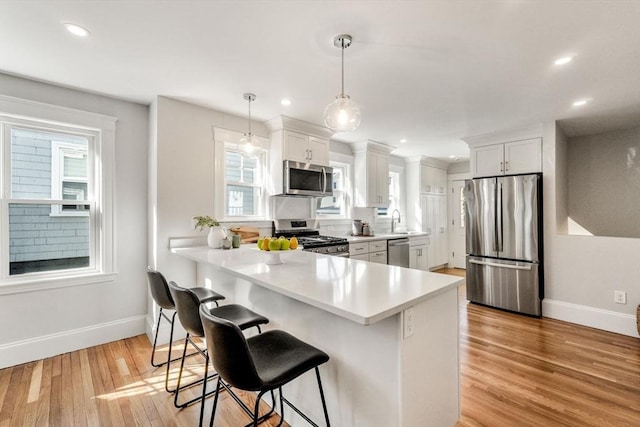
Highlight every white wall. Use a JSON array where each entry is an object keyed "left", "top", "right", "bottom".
[
  {"left": 148, "top": 96, "right": 272, "bottom": 339},
  {"left": 0, "top": 74, "right": 150, "bottom": 367},
  {"left": 542, "top": 121, "right": 640, "bottom": 338}
]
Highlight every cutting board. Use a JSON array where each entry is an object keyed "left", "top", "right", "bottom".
[{"left": 229, "top": 226, "right": 260, "bottom": 243}]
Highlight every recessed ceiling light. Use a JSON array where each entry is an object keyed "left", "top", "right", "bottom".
[
  {"left": 281, "top": 98, "right": 291, "bottom": 106},
  {"left": 400, "top": 139, "right": 407, "bottom": 143},
  {"left": 64, "top": 23, "right": 90, "bottom": 37},
  {"left": 572, "top": 99, "right": 589, "bottom": 107},
  {"left": 554, "top": 56, "right": 574, "bottom": 66},
  {"left": 449, "top": 155, "right": 455, "bottom": 159}
]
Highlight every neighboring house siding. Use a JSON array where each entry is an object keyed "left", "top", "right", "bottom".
[{"left": 9, "top": 129, "right": 89, "bottom": 270}]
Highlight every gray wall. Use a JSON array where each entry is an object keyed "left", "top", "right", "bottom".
[{"left": 568, "top": 126, "right": 640, "bottom": 238}]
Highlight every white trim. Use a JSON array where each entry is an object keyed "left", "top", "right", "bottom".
[
  {"left": 0, "top": 272, "right": 117, "bottom": 295},
  {"left": 0, "top": 314, "right": 146, "bottom": 369},
  {"left": 463, "top": 123, "right": 543, "bottom": 148},
  {"left": 542, "top": 298, "right": 639, "bottom": 338}
]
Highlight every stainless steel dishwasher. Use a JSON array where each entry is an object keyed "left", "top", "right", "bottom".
[{"left": 387, "top": 238, "right": 410, "bottom": 267}]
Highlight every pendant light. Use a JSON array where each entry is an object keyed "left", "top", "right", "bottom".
[
  {"left": 323, "top": 34, "right": 361, "bottom": 132},
  {"left": 240, "top": 93, "right": 258, "bottom": 153}
]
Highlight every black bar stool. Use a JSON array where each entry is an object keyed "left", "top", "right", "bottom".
[
  {"left": 168, "top": 281, "right": 269, "bottom": 426},
  {"left": 146, "top": 267, "right": 225, "bottom": 393},
  {"left": 199, "top": 305, "right": 331, "bottom": 427}
]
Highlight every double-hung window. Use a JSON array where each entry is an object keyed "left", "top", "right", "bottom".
[
  {"left": 224, "top": 148, "right": 264, "bottom": 217},
  {"left": 316, "top": 161, "right": 349, "bottom": 217},
  {"left": 377, "top": 170, "right": 401, "bottom": 217},
  {"left": 213, "top": 128, "right": 268, "bottom": 220},
  {"left": 0, "top": 96, "right": 115, "bottom": 286}
]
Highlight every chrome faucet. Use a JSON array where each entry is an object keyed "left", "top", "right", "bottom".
[{"left": 391, "top": 209, "right": 401, "bottom": 233}]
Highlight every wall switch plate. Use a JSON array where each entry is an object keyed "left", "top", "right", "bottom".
[
  {"left": 614, "top": 290, "right": 627, "bottom": 304},
  {"left": 403, "top": 307, "right": 414, "bottom": 338}
]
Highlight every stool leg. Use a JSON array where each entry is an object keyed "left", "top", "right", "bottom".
[
  {"left": 209, "top": 378, "right": 222, "bottom": 427},
  {"left": 276, "top": 387, "right": 285, "bottom": 427},
  {"left": 315, "top": 367, "right": 331, "bottom": 427},
  {"left": 164, "top": 311, "right": 177, "bottom": 393},
  {"left": 150, "top": 307, "right": 164, "bottom": 367},
  {"left": 198, "top": 352, "right": 209, "bottom": 427},
  {"left": 173, "top": 333, "right": 190, "bottom": 408}
]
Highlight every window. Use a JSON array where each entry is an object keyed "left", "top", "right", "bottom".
[
  {"left": 377, "top": 170, "right": 401, "bottom": 216},
  {"left": 316, "top": 162, "right": 348, "bottom": 217},
  {"left": 51, "top": 141, "right": 89, "bottom": 215},
  {"left": 0, "top": 95, "right": 115, "bottom": 285},
  {"left": 224, "top": 148, "right": 264, "bottom": 217}
]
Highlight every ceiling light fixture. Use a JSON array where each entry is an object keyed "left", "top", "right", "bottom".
[
  {"left": 554, "top": 56, "right": 574, "bottom": 65},
  {"left": 323, "top": 34, "right": 361, "bottom": 132},
  {"left": 400, "top": 139, "right": 407, "bottom": 144},
  {"left": 572, "top": 99, "right": 589, "bottom": 107},
  {"left": 64, "top": 23, "right": 90, "bottom": 37},
  {"left": 281, "top": 98, "right": 291, "bottom": 106},
  {"left": 240, "top": 93, "right": 258, "bottom": 153}
]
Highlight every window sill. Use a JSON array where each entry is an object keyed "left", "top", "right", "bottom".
[{"left": 0, "top": 272, "right": 118, "bottom": 295}]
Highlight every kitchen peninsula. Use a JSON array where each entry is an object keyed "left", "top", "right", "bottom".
[{"left": 171, "top": 245, "right": 463, "bottom": 427}]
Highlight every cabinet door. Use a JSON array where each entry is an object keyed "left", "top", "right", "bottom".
[
  {"left": 283, "top": 130, "right": 309, "bottom": 163},
  {"left": 420, "top": 164, "right": 434, "bottom": 193},
  {"left": 435, "top": 168, "right": 447, "bottom": 195},
  {"left": 350, "top": 254, "right": 369, "bottom": 261},
  {"left": 415, "top": 244, "right": 429, "bottom": 271},
  {"left": 307, "top": 136, "right": 330, "bottom": 166},
  {"left": 409, "top": 246, "right": 419, "bottom": 269},
  {"left": 369, "top": 250, "right": 388, "bottom": 264},
  {"left": 377, "top": 154, "right": 390, "bottom": 206},
  {"left": 472, "top": 145, "right": 504, "bottom": 177},
  {"left": 504, "top": 138, "right": 541, "bottom": 174},
  {"left": 437, "top": 196, "right": 449, "bottom": 265}
]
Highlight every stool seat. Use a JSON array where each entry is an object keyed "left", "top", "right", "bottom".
[
  {"left": 208, "top": 304, "right": 269, "bottom": 331},
  {"left": 248, "top": 330, "right": 329, "bottom": 389},
  {"left": 190, "top": 287, "right": 225, "bottom": 304}
]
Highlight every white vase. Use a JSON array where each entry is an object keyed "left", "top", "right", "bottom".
[{"left": 207, "top": 226, "right": 226, "bottom": 249}]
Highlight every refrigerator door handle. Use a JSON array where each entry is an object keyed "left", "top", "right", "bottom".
[
  {"left": 469, "top": 259, "right": 532, "bottom": 271},
  {"left": 497, "top": 181, "right": 503, "bottom": 253}
]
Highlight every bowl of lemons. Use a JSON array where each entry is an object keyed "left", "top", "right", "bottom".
[{"left": 256, "top": 236, "right": 299, "bottom": 264}]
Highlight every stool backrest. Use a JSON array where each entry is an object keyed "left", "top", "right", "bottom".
[
  {"left": 199, "top": 306, "right": 262, "bottom": 391},
  {"left": 168, "top": 281, "right": 204, "bottom": 337},
  {"left": 146, "top": 267, "right": 175, "bottom": 310}
]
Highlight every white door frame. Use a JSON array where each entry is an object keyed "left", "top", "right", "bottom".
[{"left": 448, "top": 172, "right": 470, "bottom": 269}]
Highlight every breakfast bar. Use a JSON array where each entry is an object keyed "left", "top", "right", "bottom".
[{"left": 171, "top": 245, "right": 463, "bottom": 427}]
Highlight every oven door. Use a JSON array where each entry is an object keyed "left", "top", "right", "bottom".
[{"left": 284, "top": 161, "right": 333, "bottom": 196}]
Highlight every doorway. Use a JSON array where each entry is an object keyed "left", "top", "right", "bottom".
[{"left": 449, "top": 179, "right": 466, "bottom": 269}]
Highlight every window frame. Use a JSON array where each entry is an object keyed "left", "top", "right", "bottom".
[
  {"left": 315, "top": 160, "right": 351, "bottom": 219},
  {"left": 213, "top": 127, "right": 270, "bottom": 221},
  {"left": 0, "top": 95, "right": 116, "bottom": 293}
]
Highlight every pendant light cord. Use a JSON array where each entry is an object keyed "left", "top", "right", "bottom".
[{"left": 341, "top": 39, "right": 345, "bottom": 96}]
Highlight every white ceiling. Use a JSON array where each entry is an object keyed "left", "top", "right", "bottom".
[{"left": 1, "top": 1, "right": 639, "bottom": 162}]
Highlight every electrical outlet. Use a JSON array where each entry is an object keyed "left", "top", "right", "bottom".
[
  {"left": 403, "top": 307, "right": 414, "bottom": 338},
  {"left": 614, "top": 291, "right": 627, "bottom": 304}
]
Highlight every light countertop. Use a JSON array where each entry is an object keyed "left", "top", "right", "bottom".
[
  {"left": 171, "top": 245, "right": 461, "bottom": 325},
  {"left": 345, "top": 231, "right": 428, "bottom": 243}
]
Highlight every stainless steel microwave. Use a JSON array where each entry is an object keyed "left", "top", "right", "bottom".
[{"left": 283, "top": 160, "right": 333, "bottom": 197}]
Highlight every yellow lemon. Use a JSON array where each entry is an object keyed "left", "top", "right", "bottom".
[{"left": 290, "top": 237, "right": 298, "bottom": 250}]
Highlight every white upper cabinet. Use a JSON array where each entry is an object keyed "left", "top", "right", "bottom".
[
  {"left": 420, "top": 164, "right": 447, "bottom": 194},
  {"left": 353, "top": 141, "right": 394, "bottom": 208},
  {"left": 283, "top": 130, "right": 330, "bottom": 166},
  {"left": 464, "top": 124, "right": 543, "bottom": 178}
]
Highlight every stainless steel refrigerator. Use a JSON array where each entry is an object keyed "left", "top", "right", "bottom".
[{"left": 464, "top": 173, "right": 543, "bottom": 316}]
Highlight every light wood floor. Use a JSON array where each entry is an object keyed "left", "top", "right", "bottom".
[{"left": 1, "top": 268, "right": 639, "bottom": 426}]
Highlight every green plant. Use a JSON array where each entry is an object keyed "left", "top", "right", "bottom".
[{"left": 193, "top": 215, "right": 220, "bottom": 230}]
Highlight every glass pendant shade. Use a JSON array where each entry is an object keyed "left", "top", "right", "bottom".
[
  {"left": 324, "top": 94, "right": 361, "bottom": 132},
  {"left": 239, "top": 132, "right": 259, "bottom": 153}
]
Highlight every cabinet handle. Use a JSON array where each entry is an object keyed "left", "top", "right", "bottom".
[
  {"left": 309, "top": 149, "right": 313, "bottom": 160},
  {"left": 499, "top": 161, "right": 504, "bottom": 172},
  {"left": 505, "top": 160, "right": 509, "bottom": 171}
]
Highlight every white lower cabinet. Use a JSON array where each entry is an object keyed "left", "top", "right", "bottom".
[
  {"left": 409, "top": 236, "right": 429, "bottom": 271},
  {"left": 349, "top": 240, "right": 388, "bottom": 264},
  {"left": 422, "top": 195, "right": 448, "bottom": 270}
]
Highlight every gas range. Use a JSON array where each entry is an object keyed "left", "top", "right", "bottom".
[{"left": 272, "top": 220, "right": 349, "bottom": 257}]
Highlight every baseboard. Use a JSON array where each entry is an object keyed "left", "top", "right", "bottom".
[
  {"left": 144, "top": 312, "right": 187, "bottom": 347},
  {"left": 543, "top": 299, "right": 639, "bottom": 338},
  {"left": 0, "top": 315, "right": 147, "bottom": 369}
]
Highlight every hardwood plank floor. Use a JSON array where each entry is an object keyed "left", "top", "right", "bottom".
[{"left": 1, "top": 268, "right": 639, "bottom": 426}]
